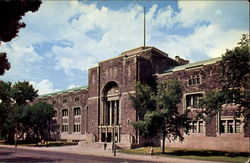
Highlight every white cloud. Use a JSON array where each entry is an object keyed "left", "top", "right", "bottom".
[
  {"left": 177, "top": 1, "right": 249, "bottom": 30},
  {"left": 67, "top": 84, "right": 80, "bottom": 89},
  {"left": 147, "top": 1, "right": 248, "bottom": 61},
  {"left": 30, "top": 79, "right": 60, "bottom": 95},
  {"left": 1, "top": 1, "right": 248, "bottom": 89}
]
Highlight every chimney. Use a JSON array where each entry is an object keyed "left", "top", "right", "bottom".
[{"left": 175, "top": 56, "right": 189, "bottom": 65}]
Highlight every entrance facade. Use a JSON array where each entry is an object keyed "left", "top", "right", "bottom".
[{"left": 99, "top": 81, "right": 120, "bottom": 143}]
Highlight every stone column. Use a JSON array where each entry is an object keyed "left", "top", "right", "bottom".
[
  {"left": 109, "top": 101, "right": 112, "bottom": 125},
  {"left": 99, "top": 125, "right": 102, "bottom": 142}
]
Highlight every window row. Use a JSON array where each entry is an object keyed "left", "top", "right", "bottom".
[
  {"left": 59, "top": 124, "right": 81, "bottom": 132},
  {"left": 220, "top": 119, "right": 241, "bottom": 133},
  {"left": 54, "top": 107, "right": 81, "bottom": 117},
  {"left": 189, "top": 119, "right": 242, "bottom": 134},
  {"left": 62, "top": 125, "right": 68, "bottom": 132},
  {"left": 190, "top": 120, "right": 204, "bottom": 133},
  {"left": 188, "top": 75, "right": 201, "bottom": 86},
  {"left": 51, "top": 97, "right": 80, "bottom": 105}
]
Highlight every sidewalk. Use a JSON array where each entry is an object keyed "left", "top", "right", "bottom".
[{"left": 0, "top": 144, "right": 227, "bottom": 163}]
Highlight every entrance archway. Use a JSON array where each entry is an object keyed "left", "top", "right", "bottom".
[{"left": 99, "top": 81, "right": 120, "bottom": 142}]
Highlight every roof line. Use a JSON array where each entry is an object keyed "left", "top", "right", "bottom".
[
  {"left": 161, "top": 57, "right": 222, "bottom": 74},
  {"left": 39, "top": 86, "right": 88, "bottom": 98}
]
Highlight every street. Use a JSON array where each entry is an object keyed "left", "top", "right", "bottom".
[{"left": 0, "top": 146, "right": 156, "bottom": 162}]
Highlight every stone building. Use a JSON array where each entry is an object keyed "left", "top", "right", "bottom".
[{"left": 37, "top": 46, "right": 249, "bottom": 152}]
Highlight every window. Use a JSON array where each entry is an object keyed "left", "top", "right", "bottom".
[
  {"left": 52, "top": 100, "right": 57, "bottom": 105},
  {"left": 52, "top": 125, "right": 59, "bottom": 132},
  {"left": 75, "top": 97, "right": 80, "bottom": 102},
  {"left": 220, "top": 119, "right": 241, "bottom": 133},
  {"left": 62, "top": 109, "right": 68, "bottom": 117},
  {"left": 235, "top": 120, "right": 241, "bottom": 133},
  {"left": 52, "top": 125, "right": 56, "bottom": 132},
  {"left": 73, "top": 124, "right": 81, "bottom": 132},
  {"left": 190, "top": 120, "right": 204, "bottom": 133},
  {"left": 54, "top": 110, "right": 57, "bottom": 117},
  {"left": 127, "top": 119, "right": 130, "bottom": 127},
  {"left": 62, "top": 125, "right": 68, "bottom": 132},
  {"left": 74, "top": 107, "right": 81, "bottom": 116},
  {"left": 186, "top": 93, "right": 203, "bottom": 108},
  {"left": 188, "top": 75, "right": 201, "bottom": 86},
  {"left": 63, "top": 99, "right": 67, "bottom": 103}
]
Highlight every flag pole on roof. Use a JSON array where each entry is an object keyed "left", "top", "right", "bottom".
[{"left": 144, "top": 6, "right": 146, "bottom": 47}]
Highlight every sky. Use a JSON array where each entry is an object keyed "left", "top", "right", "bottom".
[{"left": 0, "top": 0, "right": 249, "bottom": 95}]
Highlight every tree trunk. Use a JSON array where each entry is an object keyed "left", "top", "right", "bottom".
[{"left": 162, "top": 132, "right": 166, "bottom": 154}]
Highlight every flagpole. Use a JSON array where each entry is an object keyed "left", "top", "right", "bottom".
[{"left": 144, "top": 6, "right": 146, "bottom": 47}]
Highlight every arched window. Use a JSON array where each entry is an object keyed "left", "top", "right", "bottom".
[{"left": 102, "top": 81, "right": 120, "bottom": 126}]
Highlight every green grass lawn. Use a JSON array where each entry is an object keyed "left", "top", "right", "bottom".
[{"left": 119, "top": 147, "right": 249, "bottom": 163}]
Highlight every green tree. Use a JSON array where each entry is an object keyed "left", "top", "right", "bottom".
[
  {"left": 0, "top": 0, "right": 42, "bottom": 42},
  {"left": 0, "top": 81, "right": 38, "bottom": 143},
  {"left": 0, "top": 53, "right": 10, "bottom": 75},
  {"left": 0, "top": 0, "right": 42, "bottom": 76},
  {"left": 11, "top": 81, "right": 38, "bottom": 105},
  {"left": 198, "top": 34, "right": 250, "bottom": 132},
  {"left": 0, "top": 81, "right": 12, "bottom": 138},
  {"left": 29, "top": 102, "right": 54, "bottom": 145},
  {"left": 130, "top": 80, "right": 190, "bottom": 154},
  {"left": 129, "top": 82, "right": 156, "bottom": 120}
]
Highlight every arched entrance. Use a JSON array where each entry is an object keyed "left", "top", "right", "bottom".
[{"left": 99, "top": 81, "right": 121, "bottom": 142}]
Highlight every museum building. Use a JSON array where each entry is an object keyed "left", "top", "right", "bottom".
[{"left": 36, "top": 46, "right": 249, "bottom": 152}]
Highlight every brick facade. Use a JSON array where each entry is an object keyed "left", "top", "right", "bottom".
[{"left": 37, "top": 46, "right": 249, "bottom": 152}]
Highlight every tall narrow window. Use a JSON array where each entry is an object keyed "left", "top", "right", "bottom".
[
  {"left": 74, "top": 107, "right": 81, "bottom": 116},
  {"left": 220, "top": 120, "right": 226, "bottom": 133},
  {"left": 186, "top": 93, "right": 203, "bottom": 108},
  {"left": 62, "top": 125, "right": 68, "bottom": 132},
  {"left": 73, "top": 124, "right": 81, "bottom": 132},
  {"left": 228, "top": 120, "right": 234, "bottom": 133},
  {"left": 190, "top": 120, "right": 204, "bottom": 133},
  {"left": 198, "top": 121, "right": 204, "bottom": 133},
  {"left": 63, "top": 99, "right": 67, "bottom": 103},
  {"left": 54, "top": 109, "right": 57, "bottom": 117},
  {"left": 75, "top": 97, "right": 80, "bottom": 102},
  {"left": 235, "top": 120, "right": 241, "bottom": 133},
  {"left": 62, "top": 109, "right": 68, "bottom": 117}
]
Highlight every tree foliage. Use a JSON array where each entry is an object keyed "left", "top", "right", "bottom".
[
  {"left": 130, "top": 80, "right": 190, "bottom": 154},
  {"left": 17, "top": 102, "right": 54, "bottom": 144},
  {"left": 0, "top": 0, "right": 42, "bottom": 42},
  {"left": 0, "top": 0, "right": 42, "bottom": 76},
  {"left": 0, "top": 80, "right": 46, "bottom": 144},
  {"left": 0, "top": 53, "right": 11, "bottom": 75},
  {"left": 11, "top": 81, "right": 38, "bottom": 105},
  {"left": 0, "top": 81, "right": 12, "bottom": 137},
  {"left": 129, "top": 83, "right": 156, "bottom": 120},
  {"left": 198, "top": 34, "right": 250, "bottom": 126}
]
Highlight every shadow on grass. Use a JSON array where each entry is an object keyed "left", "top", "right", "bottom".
[
  {"left": 2, "top": 141, "right": 78, "bottom": 147},
  {"left": 0, "top": 151, "right": 13, "bottom": 156},
  {"left": 158, "top": 150, "right": 248, "bottom": 158},
  {"left": 0, "top": 156, "right": 62, "bottom": 162}
]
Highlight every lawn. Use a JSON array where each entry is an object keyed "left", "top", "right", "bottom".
[{"left": 120, "top": 147, "right": 249, "bottom": 163}]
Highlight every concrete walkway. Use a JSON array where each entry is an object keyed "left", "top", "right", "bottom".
[{"left": 0, "top": 144, "right": 229, "bottom": 163}]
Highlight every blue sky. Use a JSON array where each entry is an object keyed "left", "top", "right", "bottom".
[{"left": 0, "top": 0, "right": 249, "bottom": 95}]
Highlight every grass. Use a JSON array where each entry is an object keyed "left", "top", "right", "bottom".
[{"left": 119, "top": 147, "right": 249, "bottom": 163}]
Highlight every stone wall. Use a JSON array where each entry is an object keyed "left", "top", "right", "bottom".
[
  {"left": 157, "top": 61, "right": 249, "bottom": 152},
  {"left": 164, "top": 133, "right": 250, "bottom": 152},
  {"left": 37, "top": 88, "right": 89, "bottom": 141}
]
